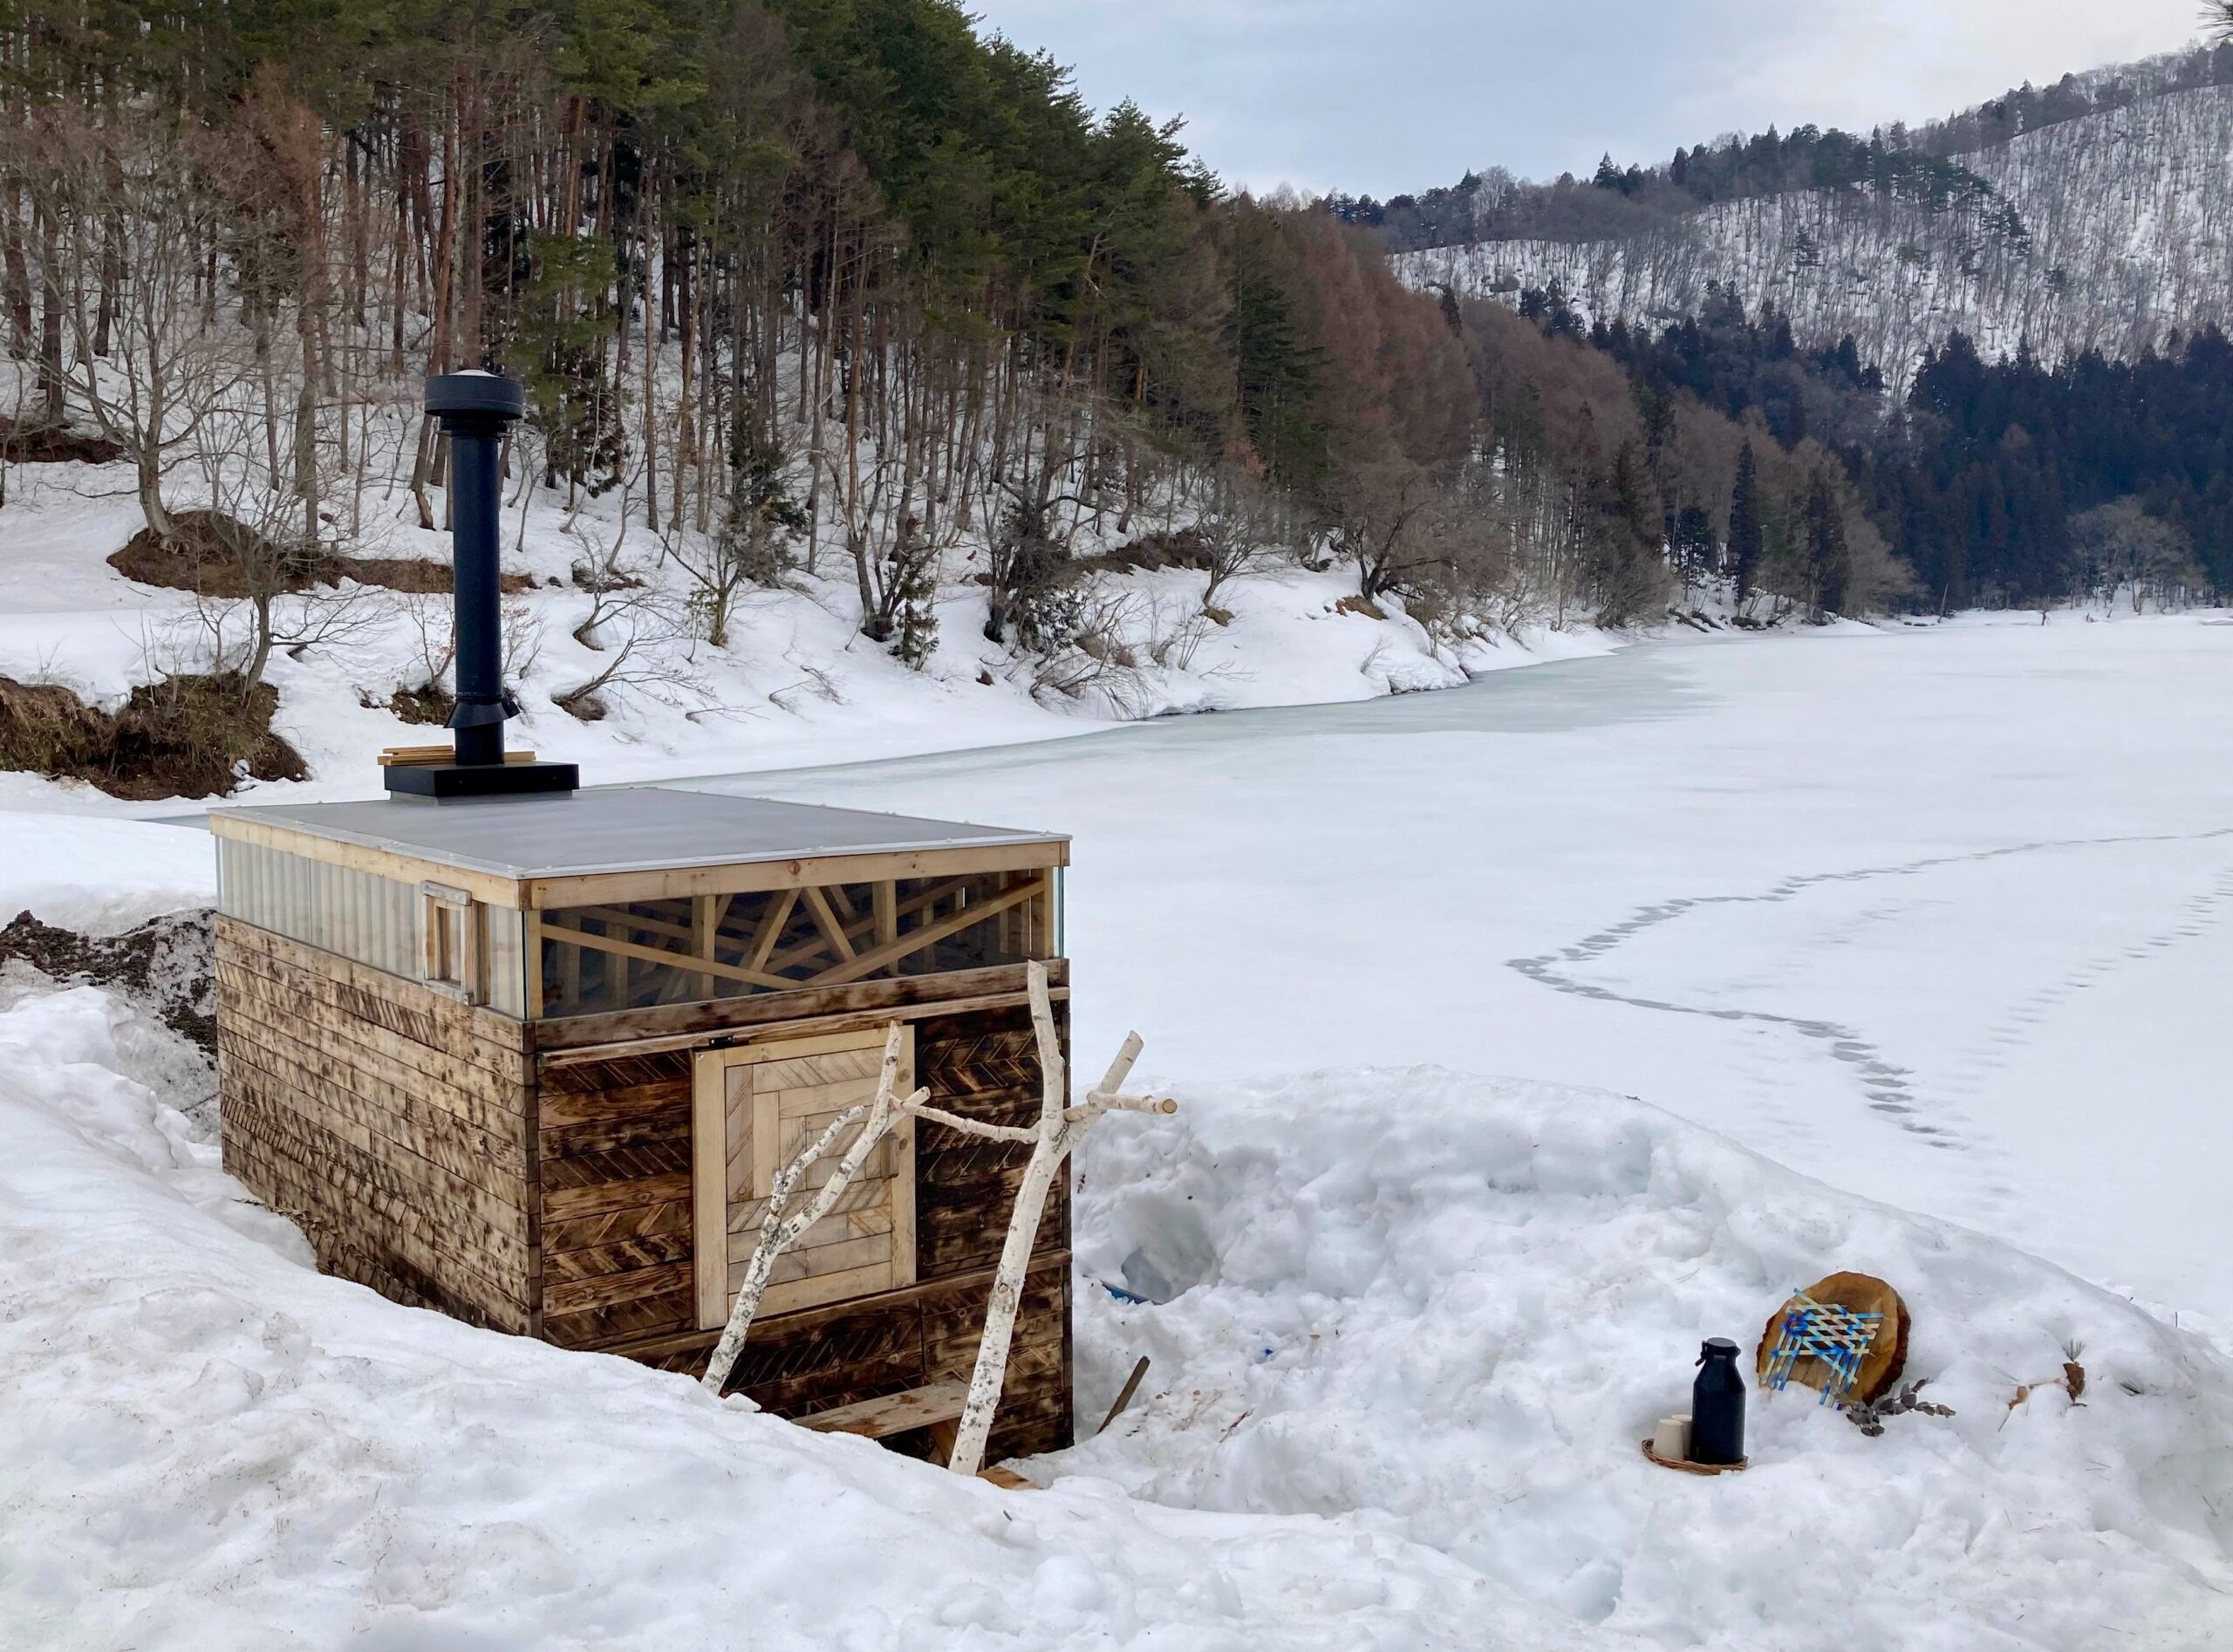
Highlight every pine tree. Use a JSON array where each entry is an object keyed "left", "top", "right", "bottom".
[
  {"left": 1728, "top": 441, "right": 1765, "bottom": 599},
  {"left": 1805, "top": 468, "right": 1851, "bottom": 618}
]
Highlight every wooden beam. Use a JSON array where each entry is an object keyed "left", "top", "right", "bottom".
[
  {"left": 541, "top": 914, "right": 796, "bottom": 992},
  {"left": 210, "top": 812, "right": 523, "bottom": 909},
  {"left": 691, "top": 1047, "right": 731, "bottom": 1331},
  {"left": 796, "top": 1382, "right": 968, "bottom": 1440},
  {"left": 801, "top": 884, "right": 857, "bottom": 965},
  {"left": 693, "top": 893, "right": 722, "bottom": 1001},
  {"left": 523, "top": 842, "right": 1068, "bottom": 911},
  {"left": 758, "top": 876, "right": 974, "bottom": 976},
  {"left": 538, "top": 986, "right": 1068, "bottom": 1068},
  {"left": 746, "top": 886, "right": 801, "bottom": 973},
  {"left": 809, "top": 876, "right": 1046, "bottom": 988},
  {"left": 533, "top": 959, "right": 1070, "bottom": 1054}
]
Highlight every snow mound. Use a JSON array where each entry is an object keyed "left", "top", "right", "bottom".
[
  {"left": 1069, "top": 1068, "right": 2233, "bottom": 1649},
  {"left": 0, "top": 815, "right": 213, "bottom": 932},
  {"left": 0, "top": 978, "right": 1610, "bottom": 1650}
]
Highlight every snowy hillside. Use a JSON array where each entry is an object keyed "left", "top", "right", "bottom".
[
  {"left": 0, "top": 447, "right": 1615, "bottom": 814},
  {"left": 1403, "top": 79, "right": 2233, "bottom": 386}
]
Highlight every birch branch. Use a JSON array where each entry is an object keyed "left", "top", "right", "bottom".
[
  {"left": 702, "top": 1023, "right": 920, "bottom": 1396},
  {"left": 946, "top": 964, "right": 1178, "bottom": 1478},
  {"left": 1063, "top": 1091, "right": 1178, "bottom": 1123},
  {"left": 898, "top": 1098, "right": 1038, "bottom": 1143}
]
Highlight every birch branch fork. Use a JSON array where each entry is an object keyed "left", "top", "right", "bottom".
[
  {"left": 701, "top": 1022, "right": 925, "bottom": 1396},
  {"left": 943, "top": 962, "right": 1176, "bottom": 1478}
]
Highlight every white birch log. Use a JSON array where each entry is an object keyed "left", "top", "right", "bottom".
[
  {"left": 701, "top": 1022, "right": 925, "bottom": 1396},
  {"left": 943, "top": 962, "right": 1176, "bottom": 1478}
]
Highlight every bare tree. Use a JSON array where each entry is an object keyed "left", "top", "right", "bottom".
[
  {"left": 663, "top": 430, "right": 805, "bottom": 648},
  {"left": 1329, "top": 461, "right": 1452, "bottom": 604},
  {"left": 15, "top": 112, "right": 254, "bottom": 542},
  {"left": 553, "top": 544, "right": 696, "bottom": 720},
  {"left": 1196, "top": 478, "right": 1280, "bottom": 611},
  {"left": 907, "top": 962, "right": 1175, "bottom": 1478},
  {"left": 181, "top": 409, "right": 385, "bottom": 690}
]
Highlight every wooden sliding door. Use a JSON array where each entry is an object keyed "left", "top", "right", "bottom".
[{"left": 691, "top": 1026, "right": 917, "bottom": 1328}]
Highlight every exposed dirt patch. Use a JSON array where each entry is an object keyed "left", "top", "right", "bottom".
[
  {"left": 0, "top": 672, "right": 305, "bottom": 799},
  {"left": 0, "top": 907, "right": 215, "bottom": 1055},
  {"left": 108, "top": 510, "right": 312, "bottom": 597},
  {"left": 370, "top": 680, "right": 455, "bottom": 726},
  {"left": 0, "top": 415, "right": 123, "bottom": 465},
  {"left": 330, "top": 555, "right": 535, "bottom": 596},
  {"left": 108, "top": 509, "right": 528, "bottom": 597},
  {"left": 1074, "top": 529, "right": 1210, "bottom": 577}
]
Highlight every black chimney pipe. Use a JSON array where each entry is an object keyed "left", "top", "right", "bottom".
[
  {"left": 434, "top": 372, "right": 519, "bottom": 766},
  {"left": 384, "top": 374, "right": 577, "bottom": 799}
]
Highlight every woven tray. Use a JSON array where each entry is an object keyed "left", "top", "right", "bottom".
[{"left": 1641, "top": 1438, "right": 1750, "bottom": 1476}]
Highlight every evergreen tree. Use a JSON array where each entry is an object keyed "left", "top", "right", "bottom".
[
  {"left": 1728, "top": 441, "right": 1765, "bottom": 598},
  {"left": 1805, "top": 468, "right": 1851, "bottom": 618}
]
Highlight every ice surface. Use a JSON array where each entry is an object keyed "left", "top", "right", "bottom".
[{"left": 707, "top": 615, "right": 2233, "bottom": 1333}]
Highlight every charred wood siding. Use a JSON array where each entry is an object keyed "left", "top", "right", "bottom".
[
  {"left": 915, "top": 1004, "right": 1070, "bottom": 1277},
  {"left": 536, "top": 1049, "right": 697, "bottom": 1350},
  {"left": 629, "top": 1260, "right": 1072, "bottom": 1463},
  {"left": 214, "top": 915, "right": 1074, "bottom": 1457},
  {"left": 214, "top": 918, "right": 538, "bottom": 1332}
]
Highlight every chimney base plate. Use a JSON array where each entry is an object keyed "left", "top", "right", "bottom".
[{"left": 383, "top": 761, "right": 580, "bottom": 801}]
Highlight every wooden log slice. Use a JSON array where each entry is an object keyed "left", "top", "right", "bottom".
[{"left": 1756, "top": 1270, "right": 1909, "bottom": 1406}]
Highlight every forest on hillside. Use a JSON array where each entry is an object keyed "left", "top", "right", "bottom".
[
  {"left": 0, "top": 0, "right": 2215, "bottom": 800},
  {"left": 1346, "top": 43, "right": 2233, "bottom": 254},
  {"left": 0, "top": 0, "right": 1915, "bottom": 795}
]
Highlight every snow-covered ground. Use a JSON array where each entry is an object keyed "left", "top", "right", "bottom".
[{"left": 6, "top": 613, "right": 2233, "bottom": 1646}]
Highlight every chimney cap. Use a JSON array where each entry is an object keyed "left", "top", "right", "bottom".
[{"left": 426, "top": 373, "right": 524, "bottom": 422}]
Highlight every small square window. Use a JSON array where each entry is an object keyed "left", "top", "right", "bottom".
[{"left": 420, "top": 882, "right": 482, "bottom": 1005}]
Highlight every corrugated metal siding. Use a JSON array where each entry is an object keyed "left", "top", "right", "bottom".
[{"left": 216, "top": 839, "right": 527, "bottom": 1017}]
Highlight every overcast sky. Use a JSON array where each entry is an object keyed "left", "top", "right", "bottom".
[{"left": 966, "top": 2, "right": 2213, "bottom": 198}]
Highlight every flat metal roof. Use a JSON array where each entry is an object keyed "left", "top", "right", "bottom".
[{"left": 210, "top": 786, "right": 1068, "bottom": 881}]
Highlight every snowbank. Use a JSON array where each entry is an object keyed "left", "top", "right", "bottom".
[
  {"left": 8, "top": 970, "right": 2232, "bottom": 1646},
  {"left": 0, "top": 976, "right": 1608, "bottom": 1650},
  {"left": 1070, "top": 1068, "right": 2233, "bottom": 1649},
  {"left": 0, "top": 815, "right": 213, "bottom": 932}
]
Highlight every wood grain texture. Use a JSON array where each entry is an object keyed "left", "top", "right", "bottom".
[
  {"left": 797, "top": 1382, "right": 967, "bottom": 1439},
  {"left": 912, "top": 1004, "right": 1070, "bottom": 1280},
  {"left": 215, "top": 921, "right": 538, "bottom": 1335}
]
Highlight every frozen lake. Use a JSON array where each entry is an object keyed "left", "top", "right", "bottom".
[{"left": 688, "top": 614, "right": 2233, "bottom": 1331}]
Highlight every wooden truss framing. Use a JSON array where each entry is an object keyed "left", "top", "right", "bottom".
[{"left": 533, "top": 870, "right": 1055, "bottom": 1017}]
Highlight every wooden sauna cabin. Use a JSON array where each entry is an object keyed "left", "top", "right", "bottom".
[{"left": 209, "top": 786, "right": 1075, "bottom": 1462}]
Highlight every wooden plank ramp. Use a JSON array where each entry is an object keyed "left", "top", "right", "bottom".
[
  {"left": 792, "top": 1382, "right": 1040, "bottom": 1489},
  {"left": 796, "top": 1382, "right": 966, "bottom": 1440}
]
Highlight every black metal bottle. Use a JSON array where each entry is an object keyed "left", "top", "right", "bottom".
[{"left": 1690, "top": 1337, "right": 1746, "bottom": 1465}]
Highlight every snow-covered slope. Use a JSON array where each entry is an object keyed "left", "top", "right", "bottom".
[
  {"left": 0, "top": 442, "right": 1618, "bottom": 815},
  {"left": 1403, "top": 81, "right": 2233, "bottom": 386}
]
